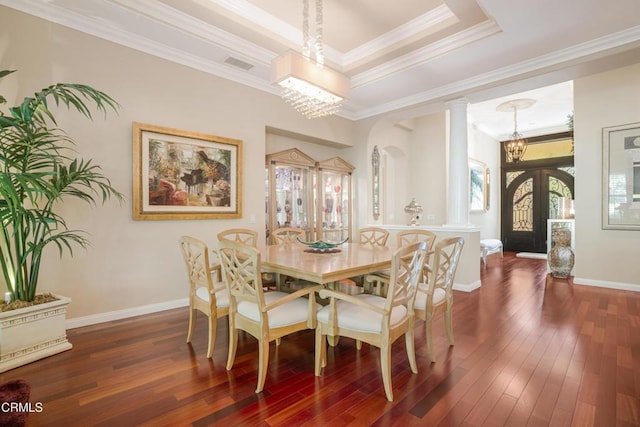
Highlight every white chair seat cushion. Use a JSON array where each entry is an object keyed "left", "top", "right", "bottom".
[
  {"left": 480, "top": 239, "right": 502, "bottom": 251},
  {"left": 196, "top": 285, "right": 230, "bottom": 308},
  {"left": 237, "top": 291, "right": 317, "bottom": 328},
  {"left": 317, "top": 294, "right": 407, "bottom": 333},
  {"left": 414, "top": 283, "right": 445, "bottom": 310}
]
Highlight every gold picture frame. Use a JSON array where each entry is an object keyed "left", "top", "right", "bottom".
[{"left": 132, "top": 122, "right": 242, "bottom": 220}]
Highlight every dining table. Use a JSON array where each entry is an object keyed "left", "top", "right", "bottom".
[
  {"left": 261, "top": 242, "right": 395, "bottom": 286},
  {"left": 261, "top": 242, "right": 395, "bottom": 347}
]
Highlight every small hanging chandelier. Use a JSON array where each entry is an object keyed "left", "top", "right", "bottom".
[
  {"left": 271, "top": 0, "right": 349, "bottom": 119},
  {"left": 497, "top": 99, "right": 536, "bottom": 163}
]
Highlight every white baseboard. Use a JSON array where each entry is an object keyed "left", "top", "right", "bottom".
[
  {"left": 573, "top": 277, "right": 640, "bottom": 292},
  {"left": 65, "top": 298, "right": 189, "bottom": 330},
  {"left": 453, "top": 280, "right": 481, "bottom": 292}
]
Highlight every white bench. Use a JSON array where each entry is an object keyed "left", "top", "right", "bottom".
[{"left": 480, "top": 239, "right": 503, "bottom": 268}]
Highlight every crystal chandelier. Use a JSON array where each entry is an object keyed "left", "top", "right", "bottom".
[
  {"left": 271, "top": 0, "right": 349, "bottom": 119},
  {"left": 497, "top": 99, "right": 536, "bottom": 163}
]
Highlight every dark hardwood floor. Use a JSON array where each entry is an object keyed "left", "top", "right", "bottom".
[{"left": 2, "top": 253, "right": 639, "bottom": 426}]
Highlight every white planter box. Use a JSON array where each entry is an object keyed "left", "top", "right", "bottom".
[{"left": 0, "top": 295, "right": 72, "bottom": 373}]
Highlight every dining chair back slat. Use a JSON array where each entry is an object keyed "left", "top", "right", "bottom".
[
  {"left": 271, "top": 227, "right": 306, "bottom": 245},
  {"left": 217, "top": 228, "right": 258, "bottom": 247},
  {"left": 358, "top": 227, "right": 389, "bottom": 247}
]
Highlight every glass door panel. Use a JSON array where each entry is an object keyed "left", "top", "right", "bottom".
[
  {"left": 316, "top": 157, "right": 354, "bottom": 242},
  {"left": 266, "top": 149, "right": 316, "bottom": 243}
]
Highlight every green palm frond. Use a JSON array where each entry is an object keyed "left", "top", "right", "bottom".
[{"left": 0, "top": 69, "right": 123, "bottom": 302}]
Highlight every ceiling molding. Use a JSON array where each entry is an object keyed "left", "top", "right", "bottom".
[
  {"left": 341, "top": 4, "right": 457, "bottom": 67},
  {"left": 207, "top": 0, "right": 349, "bottom": 64},
  {"left": 210, "top": 0, "right": 300, "bottom": 45},
  {"left": 119, "top": 29, "right": 272, "bottom": 94},
  {"left": 351, "top": 20, "right": 502, "bottom": 88},
  {"left": 210, "top": 1, "right": 459, "bottom": 70},
  {"left": 352, "top": 24, "right": 640, "bottom": 119},
  {"left": 112, "top": 0, "right": 276, "bottom": 64}
]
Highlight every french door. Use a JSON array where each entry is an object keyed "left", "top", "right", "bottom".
[{"left": 502, "top": 168, "right": 574, "bottom": 253}]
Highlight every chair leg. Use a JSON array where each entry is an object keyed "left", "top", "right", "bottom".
[
  {"left": 255, "top": 338, "right": 270, "bottom": 393},
  {"left": 380, "top": 343, "right": 393, "bottom": 401},
  {"left": 186, "top": 308, "right": 196, "bottom": 343},
  {"left": 426, "top": 313, "right": 436, "bottom": 363},
  {"left": 405, "top": 325, "right": 418, "bottom": 374},
  {"left": 445, "top": 304, "right": 454, "bottom": 346},
  {"left": 315, "top": 328, "right": 325, "bottom": 375},
  {"left": 226, "top": 320, "right": 238, "bottom": 371},
  {"left": 206, "top": 315, "right": 216, "bottom": 358}
]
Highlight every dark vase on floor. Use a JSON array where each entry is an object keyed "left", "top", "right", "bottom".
[{"left": 548, "top": 229, "right": 574, "bottom": 278}]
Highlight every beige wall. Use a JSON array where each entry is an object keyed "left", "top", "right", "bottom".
[
  {"left": 408, "top": 113, "right": 448, "bottom": 226},
  {"left": 573, "top": 63, "right": 640, "bottom": 289},
  {"left": 0, "top": 8, "right": 353, "bottom": 320}
]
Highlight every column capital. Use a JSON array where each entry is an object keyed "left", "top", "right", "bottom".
[{"left": 445, "top": 98, "right": 469, "bottom": 110}]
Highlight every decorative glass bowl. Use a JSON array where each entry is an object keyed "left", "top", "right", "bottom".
[{"left": 297, "top": 237, "right": 348, "bottom": 253}]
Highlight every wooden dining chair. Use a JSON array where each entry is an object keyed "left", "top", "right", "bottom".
[
  {"left": 217, "top": 228, "right": 258, "bottom": 246},
  {"left": 372, "top": 229, "right": 438, "bottom": 296},
  {"left": 358, "top": 227, "right": 390, "bottom": 247},
  {"left": 414, "top": 236, "right": 464, "bottom": 362},
  {"left": 179, "top": 236, "right": 229, "bottom": 358},
  {"left": 351, "top": 227, "right": 390, "bottom": 291},
  {"left": 397, "top": 229, "right": 437, "bottom": 250},
  {"left": 398, "top": 229, "right": 438, "bottom": 282},
  {"left": 217, "top": 227, "right": 278, "bottom": 289},
  {"left": 315, "top": 241, "right": 428, "bottom": 401},
  {"left": 218, "top": 240, "right": 321, "bottom": 394},
  {"left": 270, "top": 227, "right": 306, "bottom": 245},
  {"left": 270, "top": 227, "right": 308, "bottom": 291}
]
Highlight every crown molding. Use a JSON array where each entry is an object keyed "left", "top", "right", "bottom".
[
  {"left": 210, "top": 0, "right": 300, "bottom": 46},
  {"left": 211, "top": 1, "right": 460, "bottom": 70},
  {"left": 351, "top": 19, "right": 502, "bottom": 88},
  {"left": 341, "top": 4, "right": 457, "bottom": 67},
  {"left": 352, "top": 24, "right": 640, "bottom": 120},
  {"left": 113, "top": 0, "right": 276, "bottom": 64}
]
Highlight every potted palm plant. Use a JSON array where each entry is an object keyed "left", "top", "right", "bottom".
[{"left": 0, "top": 70, "right": 123, "bottom": 372}]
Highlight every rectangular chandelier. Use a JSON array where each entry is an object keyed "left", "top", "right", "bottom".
[{"left": 271, "top": 51, "right": 349, "bottom": 119}]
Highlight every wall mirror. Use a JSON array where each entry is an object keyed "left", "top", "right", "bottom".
[{"left": 372, "top": 145, "right": 380, "bottom": 220}]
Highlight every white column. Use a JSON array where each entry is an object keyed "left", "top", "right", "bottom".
[{"left": 445, "top": 98, "right": 472, "bottom": 227}]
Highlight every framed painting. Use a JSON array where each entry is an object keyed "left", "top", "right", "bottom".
[
  {"left": 132, "top": 122, "right": 242, "bottom": 220},
  {"left": 470, "top": 159, "right": 488, "bottom": 212},
  {"left": 602, "top": 122, "right": 640, "bottom": 230}
]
